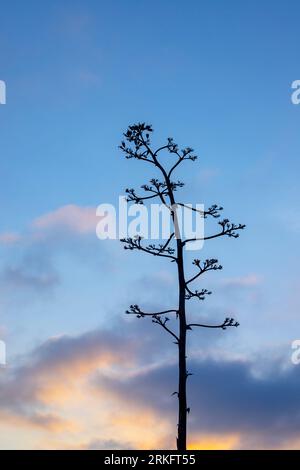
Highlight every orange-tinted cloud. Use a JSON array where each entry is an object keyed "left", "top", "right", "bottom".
[
  {"left": 188, "top": 433, "right": 240, "bottom": 450},
  {"left": 0, "top": 327, "right": 137, "bottom": 442}
]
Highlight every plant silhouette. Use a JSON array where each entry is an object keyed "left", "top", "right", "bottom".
[{"left": 119, "top": 123, "right": 245, "bottom": 451}]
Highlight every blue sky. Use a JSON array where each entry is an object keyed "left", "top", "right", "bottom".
[{"left": 0, "top": 0, "right": 300, "bottom": 449}]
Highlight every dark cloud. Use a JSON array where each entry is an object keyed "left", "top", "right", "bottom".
[
  {"left": 93, "top": 358, "right": 300, "bottom": 449},
  {"left": 2, "top": 265, "right": 59, "bottom": 291},
  {"left": 0, "top": 327, "right": 139, "bottom": 430},
  {"left": 0, "top": 250, "right": 60, "bottom": 294}
]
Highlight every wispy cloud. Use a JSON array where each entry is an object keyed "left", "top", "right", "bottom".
[
  {"left": 0, "top": 232, "right": 20, "bottom": 245},
  {"left": 221, "top": 274, "right": 262, "bottom": 288},
  {"left": 0, "top": 205, "right": 104, "bottom": 299},
  {"left": 32, "top": 204, "right": 98, "bottom": 236},
  {"left": 0, "top": 250, "right": 60, "bottom": 295},
  {"left": 2, "top": 266, "right": 59, "bottom": 292},
  {"left": 0, "top": 205, "right": 99, "bottom": 246}
]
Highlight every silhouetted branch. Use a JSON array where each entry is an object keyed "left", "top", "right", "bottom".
[
  {"left": 187, "top": 317, "right": 239, "bottom": 330},
  {"left": 126, "top": 304, "right": 178, "bottom": 318},
  {"left": 119, "top": 124, "right": 198, "bottom": 182},
  {"left": 168, "top": 146, "right": 197, "bottom": 178},
  {"left": 177, "top": 203, "right": 224, "bottom": 219},
  {"left": 120, "top": 122, "right": 245, "bottom": 451},
  {"left": 125, "top": 188, "right": 162, "bottom": 204},
  {"left": 160, "top": 232, "right": 175, "bottom": 252},
  {"left": 155, "top": 137, "right": 179, "bottom": 156},
  {"left": 183, "top": 219, "right": 246, "bottom": 246},
  {"left": 119, "top": 123, "right": 155, "bottom": 165},
  {"left": 146, "top": 242, "right": 175, "bottom": 256},
  {"left": 142, "top": 181, "right": 169, "bottom": 207},
  {"left": 185, "top": 286, "right": 212, "bottom": 301}
]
